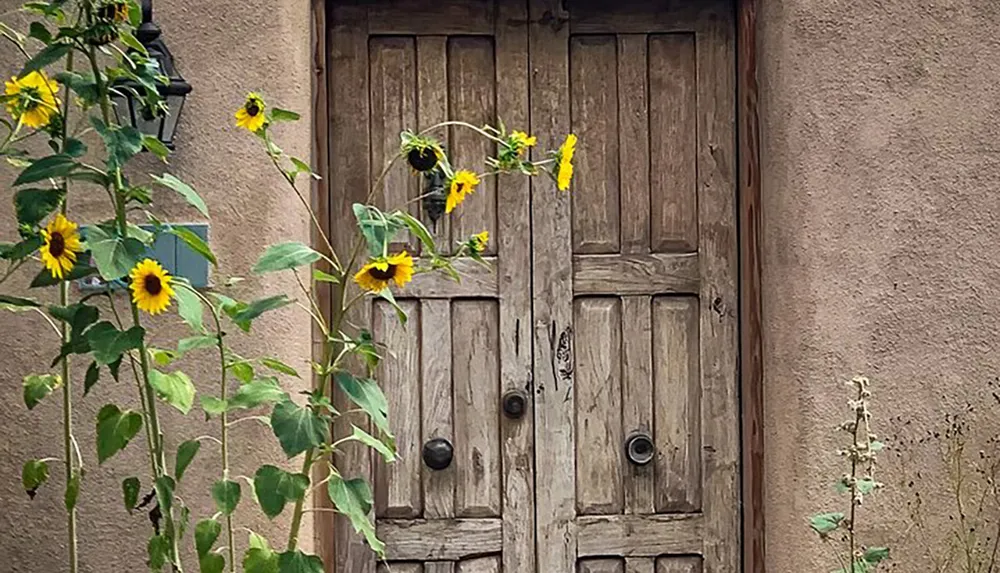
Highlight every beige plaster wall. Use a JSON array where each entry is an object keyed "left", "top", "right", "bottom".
[
  {"left": 760, "top": 0, "right": 1000, "bottom": 570},
  {"left": 0, "top": 1, "right": 315, "bottom": 570}
]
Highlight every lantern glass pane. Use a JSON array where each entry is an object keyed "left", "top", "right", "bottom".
[
  {"left": 135, "top": 103, "right": 162, "bottom": 140},
  {"left": 161, "top": 93, "right": 186, "bottom": 146},
  {"left": 109, "top": 91, "right": 133, "bottom": 128}
]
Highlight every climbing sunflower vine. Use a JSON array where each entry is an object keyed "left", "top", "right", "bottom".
[{"left": 0, "top": 1, "right": 576, "bottom": 572}]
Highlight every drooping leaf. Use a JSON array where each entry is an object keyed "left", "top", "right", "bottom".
[
  {"left": 230, "top": 377, "right": 288, "bottom": 410},
  {"left": 270, "top": 108, "right": 301, "bottom": 122},
  {"left": 863, "top": 547, "right": 890, "bottom": 565},
  {"left": 155, "top": 475, "right": 175, "bottom": 514},
  {"left": 19, "top": 42, "right": 71, "bottom": 77},
  {"left": 199, "top": 553, "right": 225, "bottom": 573},
  {"left": 149, "top": 369, "right": 196, "bottom": 414},
  {"left": 87, "top": 321, "right": 144, "bottom": 365},
  {"left": 142, "top": 135, "right": 170, "bottom": 161},
  {"left": 96, "top": 403, "right": 143, "bottom": 463},
  {"left": 211, "top": 479, "right": 241, "bottom": 515},
  {"left": 809, "top": 512, "right": 845, "bottom": 536},
  {"left": 148, "top": 534, "right": 171, "bottom": 572},
  {"left": 253, "top": 465, "right": 310, "bottom": 519},
  {"left": 0, "top": 236, "right": 42, "bottom": 261},
  {"left": 327, "top": 475, "right": 384, "bottom": 556},
  {"left": 178, "top": 335, "right": 218, "bottom": 354},
  {"left": 244, "top": 547, "right": 279, "bottom": 573},
  {"left": 260, "top": 357, "right": 300, "bottom": 378},
  {"left": 14, "top": 187, "right": 63, "bottom": 227},
  {"left": 377, "top": 288, "right": 407, "bottom": 325},
  {"left": 396, "top": 211, "right": 438, "bottom": 256},
  {"left": 276, "top": 551, "right": 324, "bottom": 573},
  {"left": 0, "top": 294, "right": 41, "bottom": 308},
  {"left": 229, "top": 360, "right": 255, "bottom": 383},
  {"left": 149, "top": 347, "right": 179, "bottom": 366},
  {"left": 64, "top": 469, "right": 80, "bottom": 511},
  {"left": 175, "top": 284, "right": 205, "bottom": 333},
  {"left": 91, "top": 117, "right": 143, "bottom": 172},
  {"left": 312, "top": 269, "right": 339, "bottom": 284},
  {"left": 23, "top": 373, "right": 61, "bottom": 410},
  {"left": 352, "top": 204, "right": 405, "bottom": 257},
  {"left": 195, "top": 518, "right": 222, "bottom": 558},
  {"left": 230, "top": 295, "right": 293, "bottom": 332},
  {"left": 30, "top": 261, "right": 97, "bottom": 288},
  {"left": 85, "top": 225, "right": 145, "bottom": 280},
  {"left": 175, "top": 439, "right": 201, "bottom": 482},
  {"left": 27, "top": 22, "right": 50, "bottom": 43},
  {"left": 14, "top": 154, "right": 79, "bottom": 186},
  {"left": 270, "top": 399, "right": 328, "bottom": 458},
  {"left": 152, "top": 173, "right": 209, "bottom": 218},
  {"left": 347, "top": 424, "right": 396, "bottom": 463},
  {"left": 122, "top": 476, "right": 141, "bottom": 513},
  {"left": 334, "top": 372, "right": 391, "bottom": 437},
  {"left": 169, "top": 226, "right": 216, "bottom": 267},
  {"left": 201, "top": 396, "right": 228, "bottom": 416},
  {"left": 253, "top": 242, "right": 321, "bottom": 274},
  {"left": 22, "top": 459, "right": 49, "bottom": 499}
]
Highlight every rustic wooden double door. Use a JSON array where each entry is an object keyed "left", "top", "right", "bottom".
[{"left": 326, "top": 0, "right": 739, "bottom": 572}]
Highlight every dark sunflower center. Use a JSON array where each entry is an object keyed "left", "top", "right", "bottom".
[
  {"left": 246, "top": 101, "right": 261, "bottom": 117},
  {"left": 407, "top": 148, "right": 438, "bottom": 171},
  {"left": 456, "top": 183, "right": 466, "bottom": 194},
  {"left": 144, "top": 274, "right": 163, "bottom": 295},
  {"left": 368, "top": 265, "right": 396, "bottom": 281},
  {"left": 20, "top": 87, "right": 41, "bottom": 111},
  {"left": 48, "top": 232, "right": 65, "bottom": 257}
]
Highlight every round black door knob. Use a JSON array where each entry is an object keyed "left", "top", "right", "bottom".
[
  {"left": 502, "top": 390, "right": 528, "bottom": 419},
  {"left": 422, "top": 438, "right": 454, "bottom": 471},
  {"left": 625, "top": 432, "right": 655, "bottom": 466}
]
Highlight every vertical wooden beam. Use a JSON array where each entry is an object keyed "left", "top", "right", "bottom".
[{"left": 737, "top": 0, "right": 765, "bottom": 571}]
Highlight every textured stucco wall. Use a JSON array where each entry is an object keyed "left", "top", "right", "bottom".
[
  {"left": 0, "top": 1, "right": 314, "bottom": 570},
  {"left": 760, "top": 0, "right": 1000, "bottom": 570}
]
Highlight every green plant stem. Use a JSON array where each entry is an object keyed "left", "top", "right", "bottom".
[
  {"left": 207, "top": 297, "right": 236, "bottom": 573},
  {"left": 286, "top": 448, "right": 316, "bottom": 551}
]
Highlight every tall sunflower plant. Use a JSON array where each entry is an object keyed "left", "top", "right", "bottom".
[{"left": 0, "top": 2, "right": 577, "bottom": 572}]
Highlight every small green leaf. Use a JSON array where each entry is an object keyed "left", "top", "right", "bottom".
[
  {"left": 148, "top": 535, "right": 171, "bottom": 572},
  {"left": 123, "top": 476, "right": 141, "bottom": 513},
  {"left": 63, "top": 138, "right": 87, "bottom": 158},
  {"left": 334, "top": 372, "right": 391, "bottom": 437},
  {"left": 141, "top": 135, "right": 170, "bottom": 161},
  {"left": 23, "top": 373, "right": 61, "bottom": 410},
  {"left": 91, "top": 118, "right": 143, "bottom": 171},
  {"left": 290, "top": 157, "right": 319, "bottom": 180},
  {"left": 86, "top": 225, "right": 146, "bottom": 280},
  {"left": 199, "top": 553, "right": 225, "bottom": 573},
  {"left": 396, "top": 211, "right": 438, "bottom": 256},
  {"left": 870, "top": 441, "right": 885, "bottom": 452},
  {"left": 0, "top": 235, "right": 43, "bottom": 262},
  {"left": 195, "top": 518, "right": 222, "bottom": 558},
  {"left": 178, "top": 335, "right": 218, "bottom": 354},
  {"left": 30, "top": 262, "right": 97, "bottom": 288},
  {"left": 0, "top": 294, "right": 41, "bottom": 308},
  {"left": 96, "top": 404, "right": 143, "bottom": 463},
  {"left": 230, "top": 295, "right": 293, "bottom": 331},
  {"left": 253, "top": 465, "right": 310, "bottom": 519},
  {"left": 170, "top": 226, "right": 216, "bottom": 266},
  {"left": 14, "top": 187, "right": 63, "bottom": 227},
  {"left": 230, "top": 377, "right": 288, "bottom": 410},
  {"left": 175, "top": 439, "right": 201, "bottom": 482},
  {"left": 14, "top": 154, "right": 79, "bottom": 186},
  {"left": 863, "top": 547, "right": 890, "bottom": 565},
  {"left": 270, "top": 399, "right": 329, "bottom": 458},
  {"left": 152, "top": 173, "right": 209, "bottom": 218},
  {"left": 84, "top": 361, "right": 100, "bottom": 395},
  {"left": 327, "top": 475, "right": 384, "bottom": 556},
  {"left": 201, "top": 396, "right": 228, "bottom": 416},
  {"left": 155, "top": 475, "right": 175, "bottom": 514},
  {"left": 809, "top": 512, "right": 845, "bottom": 536},
  {"left": 253, "top": 242, "right": 321, "bottom": 274},
  {"left": 150, "top": 347, "right": 179, "bottom": 366},
  {"left": 149, "top": 369, "right": 196, "bottom": 414},
  {"left": 244, "top": 547, "right": 279, "bottom": 573},
  {"left": 230, "top": 361, "right": 255, "bottom": 383},
  {"left": 277, "top": 551, "right": 324, "bottom": 573},
  {"left": 27, "top": 22, "right": 51, "bottom": 43},
  {"left": 260, "top": 357, "right": 299, "bottom": 378},
  {"left": 312, "top": 269, "right": 340, "bottom": 284},
  {"left": 270, "top": 108, "right": 301, "bottom": 122},
  {"left": 347, "top": 424, "right": 396, "bottom": 463},
  {"left": 378, "top": 288, "right": 408, "bottom": 326},
  {"left": 20, "top": 43, "right": 71, "bottom": 77},
  {"left": 87, "top": 321, "right": 145, "bottom": 365},
  {"left": 22, "top": 459, "right": 49, "bottom": 498},
  {"left": 212, "top": 479, "right": 241, "bottom": 515},
  {"left": 175, "top": 284, "right": 206, "bottom": 333},
  {"left": 64, "top": 470, "right": 81, "bottom": 511}
]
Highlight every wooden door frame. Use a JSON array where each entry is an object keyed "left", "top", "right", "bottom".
[{"left": 308, "top": 0, "right": 766, "bottom": 571}]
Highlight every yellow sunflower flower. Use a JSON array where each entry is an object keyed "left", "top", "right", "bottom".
[
  {"left": 129, "top": 259, "right": 176, "bottom": 315},
  {"left": 509, "top": 131, "right": 536, "bottom": 155},
  {"left": 446, "top": 170, "right": 481, "bottom": 214},
  {"left": 471, "top": 230, "right": 489, "bottom": 253},
  {"left": 5, "top": 71, "right": 60, "bottom": 129},
  {"left": 235, "top": 92, "right": 267, "bottom": 132},
  {"left": 354, "top": 251, "right": 415, "bottom": 292},
  {"left": 557, "top": 133, "right": 577, "bottom": 191},
  {"left": 40, "top": 214, "right": 82, "bottom": 280}
]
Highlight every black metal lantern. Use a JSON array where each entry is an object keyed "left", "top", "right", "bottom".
[{"left": 110, "top": 0, "right": 191, "bottom": 149}]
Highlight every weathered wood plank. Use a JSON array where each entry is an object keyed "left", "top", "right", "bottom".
[
  {"left": 417, "top": 35, "right": 451, "bottom": 254},
  {"left": 626, "top": 558, "right": 656, "bottom": 573},
  {"left": 402, "top": 257, "right": 498, "bottom": 298},
  {"left": 448, "top": 36, "right": 497, "bottom": 253},
  {"left": 421, "top": 299, "right": 455, "bottom": 519},
  {"left": 573, "top": 253, "right": 700, "bottom": 296},
  {"left": 622, "top": 296, "right": 655, "bottom": 514},
  {"left": 653, "top": 296, "right": 702, "bottom": 513},
  {"left": 529, "top": 0, "right": 577, "bottom": 570},
  {"left": 329, "top": 4, "right": 374, "bottom": 572},
  {"left": 649, "top": 33, "right": 698, "bottom": 253},
  {"left": 374, "top": 299, "right": 423, "bottom": 519},
  {"left": 377, "top": 564, "right": 422, "bottom": 573},
  {"left": 576, "top": 514, "right": 705, "bottom": 557},
  {"left": 369, "top": 0, "right": 495, "bottom": 35},
  {"left": 574, "top": 298, "right": 624, "bottom": 515},
  {"left": 496, "top": 0, "right": 536, "bottom": 570},
  {"left": 696, "top": 10, "right": 740, "bottom": 573},
  {"left": 369, "top": 36, "right": 419, "bottom": 253},
  {"left": 656, "top": 556, "right": 703, "bottom": 573},
  {"left": 452, "top": 300, "right": 501, "bottom": 517},
  {"left": 456, "top": 556, "right": 501, "bottom": 573},
  {"left": 570, "top": 0, "right": 717, "bottom": 34},
  {"left": 571, "top": 35, "right": 620, "bottom": 254},
  {"left": 618, "top": 34, "right": 651, "bottom": 255},
  {"left": 379, "top": 518, "right": 502, "bottom": 561},
  {"left": 580, "top": 559, "right": 625, "bottom": 573},
  {"left": 424, "top": 563, "right": 454, "bottom": 573}
]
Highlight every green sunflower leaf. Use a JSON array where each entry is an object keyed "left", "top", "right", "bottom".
[
  {"left": 64, "top": 469, "right": 80, "bottom": 511},
  {"left": 809, "top": 512, "right": 845, "bottom": 536},
  {"left": 211, "top": 479, "right": 241, "bottom": 515},
  {"left": 253, "top": 464, "right": 310, "bottom": 519},
  {"left": 243, "top": 546, "right": 279, "bottom": 573},
  {"left": 0, "top": 235, "right": 42, "bottom": 260},
  {"left": 96, "top": 403, "right": 143, "bottom": 464},
  {"left": 14, "top": 187, "right": 64, "bottom": 227},
  {"left": 149, "top": 369, "right": 196, "bottom": 415},
  {"left": 86, "top": 321, "right": 144, "bottom": 365},
  {"left": 175, "top": 284, "right": 206, "bottom": 334},
  {"left": 23, "top": 373, "right": 61, "bottom": 410},
  {"left": 260, "top": 357, "right": 299, "bottom": 378},
  {"left": 326, "top": 475, "right": 384, "bottom": 556},
  {"left": 199, "top": 552, "right": 225, "bottom": 573},
  {"left": 864, "top": 547, "right": 890, "bottom": 565},
  {"left": 395, "top": 211, "right": 437, "bottom": 256},
  {"left": 27, "top": 21, "right": 51, "bottom": 43},
  {"left": 277, "top": 551, "right": 325, "bottom": 573},
  {"left": 270, "top": 399, "right": 328, "bottom": 458},
  {"left": 152, "top": 173, "right": 209, "bottom": 218},
  {"left": 230, "top": 377, "right": 288, "bottom": 410},
  {"left": 201, "top": 396, "right": 228, "bottom": 417},
  {"left": 22, "top": 459, "right": 50, "bottom": 499},
  {"left": 253, "top": 242, "right": 321, "bottom": 274},
  {"left": 148, "top": 534, "right": 170, "bottom": 572},
  {"left": 229, "top": 361, "right": 255, "bottom": 383},
  {"left": 85, "top": 225, "right": 145, "bottom": 280},
  {"left": 54, "top": 71, "right": 99, "bottom": 106},
  {"left": 334, "top": 372, "right": 391, "bottom": 438},
  {"left": 0, "top": 294, "right": 41, "bottom": 308},
  {"left": 377, "top": 287, "right": 408, "bottom": 326},
  {"left": 175, "top": 439, "right": 201, "bottom": 482},
  {"left": 169, "top": 226, "right": 216, "bottom": 266},
  {"left": 141, "top": 135, "right": 169, "bottom": 161},
  {"left": 270, "top": 108, "right": 301, "bottom": 122},
  {"left": 82, "top": 361, "right": 100, "bottom": 395},
  {"left": 155, "top": 475, "right": 175, "bottom": 514},
  {"left": 230, "top": 295, "right": 292, "bottom": 332},
  {"left": 122, "top": 476, "right": 140, "bottom": 513},
  {"left": 30, "top": 261, "right": 97, "bottom": 288},
  {"left": 312, "top": 269, "right": 340, "bottom": 284},
  {"left": 19, "top": 42, "right": 71, "bottom": 77},
  {"left": 346, "top": 424, "right": 396, "bottom": 463},
  {"left": 91, "top": 117, "right": 143, "bottom": 172},
  {"left": 178, "top": 335, "right": 218, "bottom": 354},
  {"left": 195, "top": 518, "right": 222, "bottom": 558},
  {"left": 353, "top": 204, "right": 405, "bottom": 257}
]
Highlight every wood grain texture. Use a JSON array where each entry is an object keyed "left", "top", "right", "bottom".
[
  {"left": 626, "top": 558, "right": 656, "bottom": 573},
  {"left": 448, "top": 36, "right": 497, "bottom": 254},
  {"left": 496, "top": 0, "right": 536, "bottom": 570},
  {"left": 452, "top": 300, "right": 501, "bottom": 517},
  {"left": 656, "top": 556, "right": 703, "bottom": 573},
  {"left": 571, "top": 35, "right": 620, "bottom": 255},
  {"left": 416, "top": 36, "right": 452, "bottom": 254},
  {"left": 369, "top": 36, "right": 419, "bottom": 252},
  {"left": 649, "top": 33, "right": 698, "bottom": 253},
  {"left": 574, "top": 298, "right": 624, "bottom": 515},
  {"left": 529, "top": 0, "right": 577, "bottom": 570},
  {"left": 328, "top": 4, "right": 375, "bottom": 572},
  {"left": 580, "top": 559, "right": 625, "bottom": 573},
  {"left": 622, "top": 296, "right": 655, "bottom": 514},
  {"left": 618, "top": 34, "right": 651, "bottom": 255},
  {"left": 368, "top": 0, "right": 496, "bottom": 35},
  {"left": 379, "top": 519, "right": 502, "bottom": 561},
  {"left": 570, "top": 0, "right": 719, "bottom": 34},
  {"left": 456, "top": 556, "right": 501, "bottom": 573},
  {"left": 653, "top": 296, "right": 702, "bottom": 513},
  {"left": 576, "top": 514, "right": 705, "bottom": 557},
  {"left": 421, "top": 300, "right": 455, "bottom": 519},
  {"left": 402, "top": 257, "right": 498, "bottom": 298},
  {"left": 377, "top": 564, "right": 422, "bottom": 573},
  {"left": 374, "top": 299, "right": 423, "bottom": 519},
  {"left": 423, "top": 563, "right": 454, "bottom": 573},
  {"left": 738, "top": 0, "right": 766, "bottom": 570},
  {"left": 573, "top": 253, "right": 700, "bottom": 296},
  {"left": 695, "top": 10, "right": 741, "bottom": 573}
]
